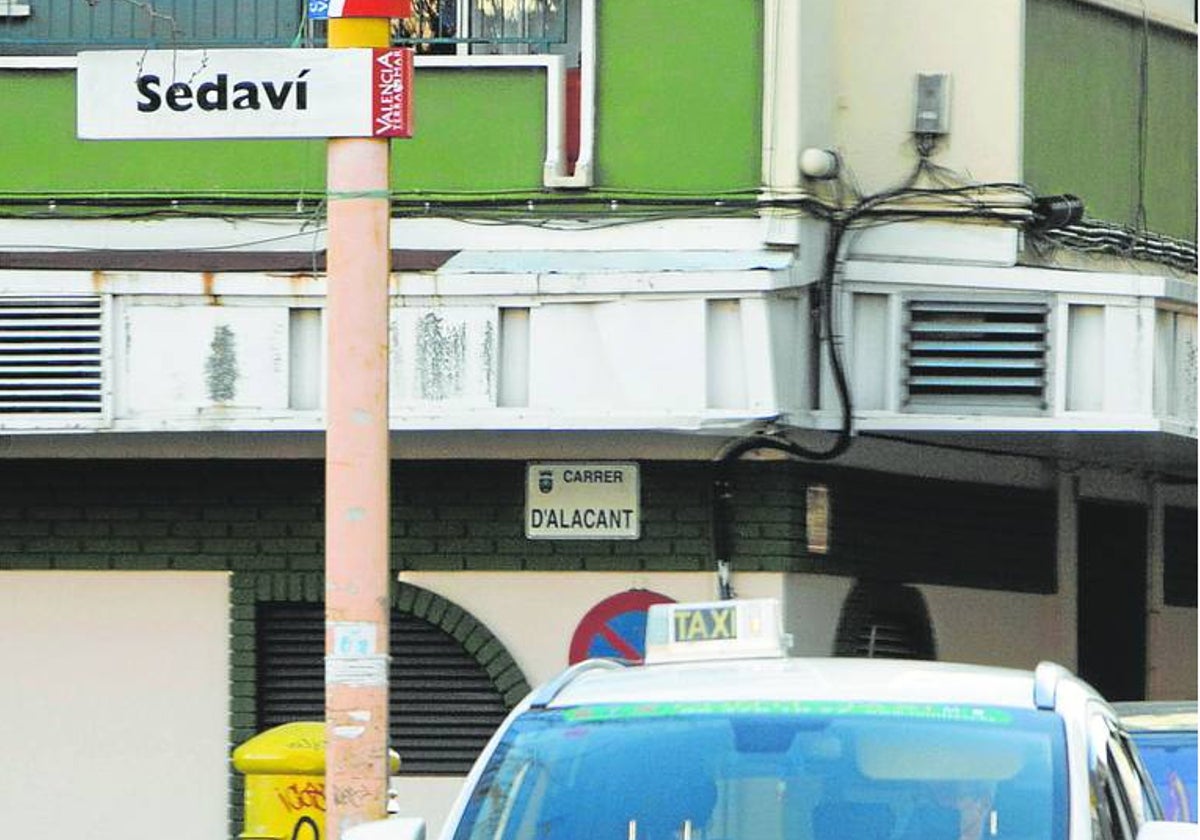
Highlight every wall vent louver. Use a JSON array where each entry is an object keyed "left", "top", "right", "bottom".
[
  {"left": 0, "top": 296, "right": 102, "bottom": 414},
  {"left": 904, "top": 300, "right": 1048, "bottom": 410}
]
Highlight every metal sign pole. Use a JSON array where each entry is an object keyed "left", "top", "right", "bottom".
[{"left": 324, "top": 15, "right": 393, "bottom": 839}]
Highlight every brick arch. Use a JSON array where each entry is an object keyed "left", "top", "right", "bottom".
[
  {"left": 229, "top": 572, "right": 531, "bottom": 760},
  {"left": 392, "top": 580, "right": 531, "bottom": 706},
  {"left": 232, "top": 571, "right": 530, "bottom": 708},
  {"left": 833, "top": 579, "right": 937, "bottom": 660},
  {"left": 229, "top": 572, "right": 530, "bottom": 836}
]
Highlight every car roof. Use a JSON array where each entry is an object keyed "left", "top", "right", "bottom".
[
  {"left": 542, "top": 656, "right": 1065, "bottom": 711},
  {"left": 1113, "top": 700, "right": 1198, "bottom": 732}
]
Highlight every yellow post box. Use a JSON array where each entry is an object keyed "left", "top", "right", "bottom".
[{"left": 233, "top": 721, "right": 400, "bottom": 840}]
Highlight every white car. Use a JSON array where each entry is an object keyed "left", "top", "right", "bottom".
[{"left": 353, "top": 599, "right": 1196, "bottom": 840}]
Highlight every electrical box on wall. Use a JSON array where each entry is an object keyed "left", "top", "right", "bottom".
[{"left": 913, "top": 73, "right": 951, "bottom": 135}]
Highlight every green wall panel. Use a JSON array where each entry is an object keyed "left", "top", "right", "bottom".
[
  {"left": 1024, "top": 0, "right": 1196, "bottom": 240},
  {"left": 0, "top": 66, "right": 548, "bottom": 198},
  {"left": 1, "top": 71, "right": 324, "bottom": 196},
  {"left": 596, "top": 0, "right": 763, "bottom": 194},
  {"left": 4, "top": 0, "right": 764, "bottom": 202},
  {"left": 1144, "top": 30, "right": 1198, "bottom": 242},
  {"left": 390, "top": 68, "right": 548, "bottom": 193}
]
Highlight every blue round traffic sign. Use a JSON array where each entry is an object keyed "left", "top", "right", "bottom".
[{"left": 568, "top": 589, "right": 674, "bottom": 664}]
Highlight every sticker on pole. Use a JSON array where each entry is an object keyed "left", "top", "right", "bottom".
[
  {"left": 77, "top": 48, "right": 413, "bottom": 140},
  {"left": 308, "top": 0, "right": 413, "bottom": 19},
  {"left": 372, "top": 47, "right": 413, "bottom": 138}
]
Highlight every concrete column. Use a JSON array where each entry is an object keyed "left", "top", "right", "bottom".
[
  {"left": 325, "top": 16, "right": 393, "bottom": 840},
  {"left": 1055, "top": 470, "right": 1080, "bottom": 671}
]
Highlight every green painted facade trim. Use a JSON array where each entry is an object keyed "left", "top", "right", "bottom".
[
  {"left": 0, "top": 67, "right": 546, "bottom": 197},
  {"left": 1, "top": 1, "right": 765, "bottom": 202},
  {"left": 3, "top": 70, "right": 327, "bottom": 196},
  {"left": 390, "top": 68, "right": 548, "bottom": 193},
  {"left": 1024, "top": 0, "right": 1197, "bottom": 240}
]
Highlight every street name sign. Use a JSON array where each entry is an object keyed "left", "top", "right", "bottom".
[
  {"left": 308, "top": 0, "right": 412, "bottom": 19},
  {"left": 77, "top": 48, "right": 413, "bottom": 140},
  {"left": 525, "top": 462, "right": 640, "bottom": 540}
]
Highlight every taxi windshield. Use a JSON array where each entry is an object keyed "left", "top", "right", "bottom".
[{"left": 451, "top": 701, "right": 1068, "bottom": 840}]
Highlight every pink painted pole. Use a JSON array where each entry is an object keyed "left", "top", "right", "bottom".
[{"left": 324, "top": 17, "right": 392, "bottom": 840}]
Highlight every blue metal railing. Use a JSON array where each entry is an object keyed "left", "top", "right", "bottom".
[{"left": 0, "top": 0, "right": 306, "bottom": 54}]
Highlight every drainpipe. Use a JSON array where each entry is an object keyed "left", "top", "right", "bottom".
[{"left": 544, "top": 0, "right": 595, "bottom": 187}]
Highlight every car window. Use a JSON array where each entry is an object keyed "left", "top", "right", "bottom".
[
  {"left": 1110, "top": 724, "right": 1161, "bottom": 825},
  {"left": 451, "top": 701, "right": 1068, "bottom": 840},
  {"left": 1130, "top": 730, "right": 1198, "bottom": 822},
  {"left": 1090, "top": 712, "right": 1157, "bottom": 840}
]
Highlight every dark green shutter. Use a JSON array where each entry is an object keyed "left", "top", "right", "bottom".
[
  {"left": 834, "top": 581, "right": 936, "bottom": 660},
  {"left": 257, "top": 602, "right": 510, "bottom": 774}
]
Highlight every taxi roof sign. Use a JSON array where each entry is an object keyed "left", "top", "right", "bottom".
[{"left": 644, "top": 599, "right": 791, "bottom": 664}]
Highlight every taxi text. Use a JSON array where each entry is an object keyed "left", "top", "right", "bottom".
[{"left": 673, "top": 606, "right": 738, "bottom": 642}]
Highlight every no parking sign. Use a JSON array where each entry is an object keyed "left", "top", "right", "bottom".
[{"left": 568, "top": 590, "right": 675, "bottom": 664}]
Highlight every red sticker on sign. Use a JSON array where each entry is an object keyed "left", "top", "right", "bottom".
[{"left": 372, "top": 48, "right": 413, "bottom": 138}]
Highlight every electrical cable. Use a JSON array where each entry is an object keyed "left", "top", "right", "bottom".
[
  {"left": 712, "top": 136, "right": 1032, "bottom": 469},
  {"left": 1134, "top": 2, "right": 1151, "bottom": 232},
  {"left": 705, "top": 137, "right": 1062, "bottom": 598}
]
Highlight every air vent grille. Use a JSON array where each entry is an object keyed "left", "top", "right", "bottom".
[
  {"left": 0, "top": 297, "right": 102, "bottom": 414},
  {"left": 905, "top": 300, "right": 1048, "bottom": 408}
]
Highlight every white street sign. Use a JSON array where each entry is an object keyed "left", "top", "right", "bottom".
[
  {"left": 526, "top": 462, "right": 641, "bottom": 540},
  {"left": 77, "top": 48, "right": 412, "bottom": 140}
]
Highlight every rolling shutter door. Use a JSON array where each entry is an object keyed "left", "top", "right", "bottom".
[{"left": 257, "top": 602, "right": 509, "bottom": 774}]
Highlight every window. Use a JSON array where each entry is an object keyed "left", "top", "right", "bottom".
[
  {"left": 395, "top": 0, "right": 575, "bottom": 61},
  {"left": 1090, "top": 711, "right": 1159, "bottom": 840},
  {"left": 1164, "top": 506, "right": 1198, "bottom": 607},
  {"left": 450, "top": 704, "right": 1068, "bottom": 840},
  {"left": 0, "top": 0, "right": 304, "bottom": 54}
]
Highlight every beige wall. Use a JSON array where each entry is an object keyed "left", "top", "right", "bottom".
[
  {"left": 833, "top": 0, "right": 1024, "bottom": 192},
  {"left": 392, "top": 776, "right": 464, "bottom": 840},
  {"left": 923, "top": 585, "right": 1069, "bottom": 669},
  {"left": 0, "top": 571, "right": 230, "bottom": 840},
  {"left": 1151, "top": 607, "right": 1199, "bottom": 700},
  {"left": 398, "top": 570, "right": 1067, "bottom": 683},
  {"left": 399, "top": 570, "right": 791, "bottom": 686}
]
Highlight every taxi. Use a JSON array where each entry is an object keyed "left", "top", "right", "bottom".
[{"left": 350, "top": 599, "right": 1197, "bottom": 840}]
